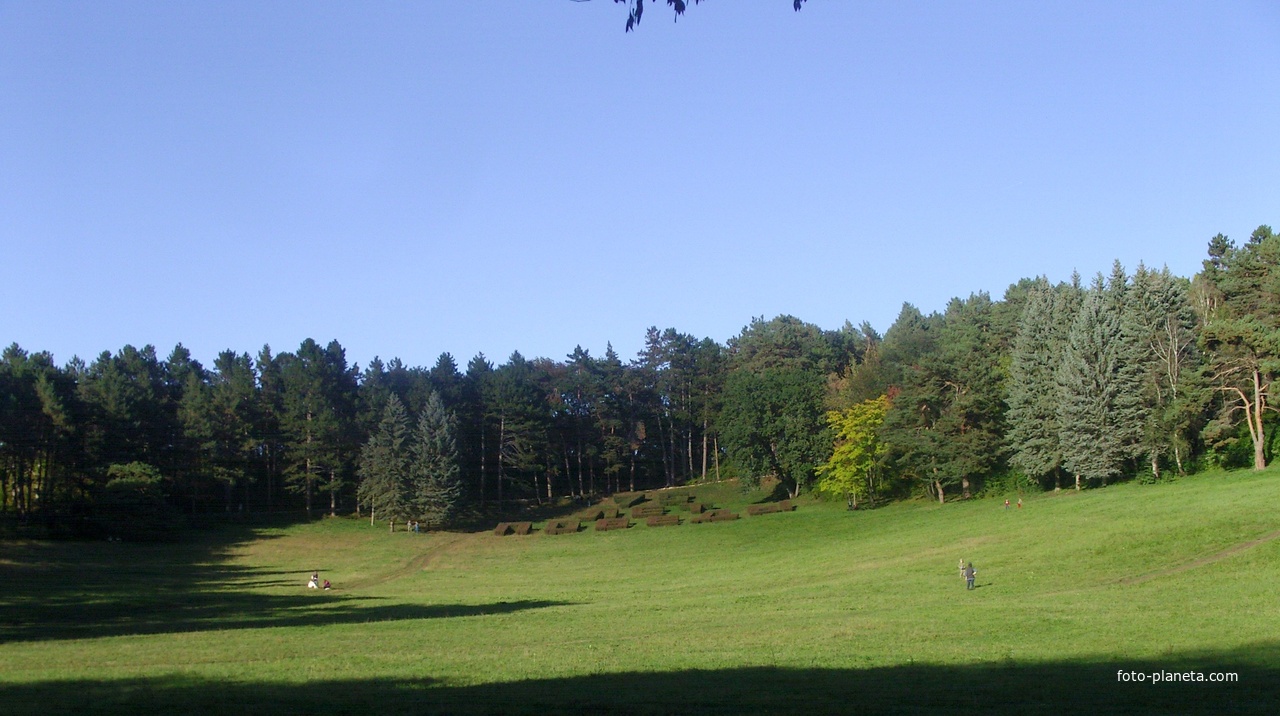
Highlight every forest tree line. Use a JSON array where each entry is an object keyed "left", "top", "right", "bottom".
[{"left": 2, "top": 227, "right": 1276, "bottom": 533}]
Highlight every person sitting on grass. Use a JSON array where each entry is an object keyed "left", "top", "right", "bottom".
[{"left": 308, "top": 571, "right": 319, "bottom": 589}]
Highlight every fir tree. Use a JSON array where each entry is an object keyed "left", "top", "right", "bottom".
[
  {"left": 1056, "top": 275, "right": 1145, "bottom": 488},
  {"left": 410, "top": 390, "right": 463, "bottom": 529},
  {"left": 1007, "top": 280, "right": 1064, "bottom": 484},
  {"left": 357, "top": 393, "right": 411, "bottom": 526},
  {"left": 1123, "top": 264, "right": 1205, "bottom": 477}
]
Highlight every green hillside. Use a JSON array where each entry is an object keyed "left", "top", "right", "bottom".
[{"left": 3, "top": 470, "right": 1279, "bottom": 714}]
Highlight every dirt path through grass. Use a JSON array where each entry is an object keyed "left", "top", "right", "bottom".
[
  {"left": 342, "top": 533, "right": 470, "bottom": 590},
  {"left": 1119, "top": 527, "right": 1280, "bottom": 585}
]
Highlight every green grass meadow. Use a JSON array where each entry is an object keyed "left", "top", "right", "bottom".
[{"left": 4, "top": 471, "right": 1280, "bottom": 714}]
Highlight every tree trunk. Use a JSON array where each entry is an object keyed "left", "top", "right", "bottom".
[
  {"left": 497, "top": 415, "right": 505, "bottom": 508},
  {"left": 687, "top": 427, "right": 694, "bottom": 483},
  {"left": 304, "top": 456, "right": 313, "bottom": 517},
  {"left": 576, "top": 432, "right": 584, "bottom": 498},
  {"left": 1252, "top": 368, "right": 1267, "bottom": 470},
  {"left": 714, "top": 435, "right": 720, "bottom": 481},
  {"left": 562, "top": 444, "right": 573, "bottom": 498},
  {"left": 479, "top": 426, "right": 487, "bottom": 506},
  {"left": 934, "top": 478, "right": 945, "bottom": 504},
  {"left": 305, "top": 413, "right": 314, "bottom": 517},
  {"left": 961, "top": 476, "right": 971, "bottom": 499},
  {"left": 701, "top": 422, "right": 709, "bottom": 481},
  {"left": 657, "top": 415, "right": 671, "bottom": 487}
]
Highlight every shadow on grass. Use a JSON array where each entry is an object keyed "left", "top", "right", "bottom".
[
  {"left": 2, "top": 643, "right": 1277, "bottom": 715},
  {"left": 0, "top": 595, "right": 573, "bottom": 643},
  {"left": 1, "top": 528, "right": 570, "bottom": 643}
]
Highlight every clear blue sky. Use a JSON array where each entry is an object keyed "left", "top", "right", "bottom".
[{"left": 3, "top": 1, "right": 1278, "bottom": 371}]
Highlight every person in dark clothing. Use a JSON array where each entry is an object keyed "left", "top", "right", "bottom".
[{"left": 964, "top": 563, "right": 976, "bottom": 590}]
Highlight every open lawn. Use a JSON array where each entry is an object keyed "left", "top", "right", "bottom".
[{"left": 4, "top": 471, "right": 1280, "bottom": 714}]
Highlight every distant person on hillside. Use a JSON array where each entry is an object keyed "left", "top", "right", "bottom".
[
  {"left": 958, "top": 559, "right": 966, "bottom": 580},
  {"left": 308, "top": 571, "right": 319, "bottom": 589},
  {"left": 1004, "top": 499, "right": 1010, "bottom": 510},
  {"left": 323, "top": 579, "right": 331, "bottom": 590},
  {"left": 964, "top": 563, "right": 976, "bottom": 590},
  {"left": 1017, "top": 498, "right": 1023, "bottom": 509}
]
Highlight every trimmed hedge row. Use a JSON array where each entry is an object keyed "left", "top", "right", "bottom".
[
  {"left": 495, "top": 498, "right": 777, "bottom": 537},
  {"left": 689, "top": 509, "right": 739, "bottom": 524},
  {"left": 544, "top": 520, "right": 581, "bottom": 535},
  {"left": 631, "top": 504, "right": 665, "bottom": 518},
  {"left": 595, "top": 517, "right": 633, "bottom": 531},
  {"left": 612, "top": 493, "right": 646, "bottom": 508},
  {"left": 746, "top": 500, "right": 795, "bottom": 516}
]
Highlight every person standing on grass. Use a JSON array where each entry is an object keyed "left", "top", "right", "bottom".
[
  {"left": 1004, "top": 499, "right": 1010, "bottom": 510},
  {"left": 958, "top": 558, "right": 966, "bottom": 580},
  {"left": 964, "top": 563, "right": 976, "bottom": 590}
]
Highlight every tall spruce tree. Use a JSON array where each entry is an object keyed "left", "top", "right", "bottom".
[
  {"left": 1007, "top": 281, "right": 1062, "bottom": 484},
  {"left": 357, "top": 393, "right": 411, "bottom": 527},
  {"left": 932, "top": 293, "right": 1007, "bottom": 498},
  {"left": 1056, "top": 274, "right": 1144, "bottom": 488},
  {"left": 1123, "top": 264, "right": 1205, "bottom": 477},
  {"left": 1007, "top": 278, "right": 1085, "bottom": 488},
  {"left": 410, "top": 390, "right": 463, "bottom": 528}
]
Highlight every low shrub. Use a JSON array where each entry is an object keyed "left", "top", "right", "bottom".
[
  {"left": 544, "top": 520, "right": 580, "bottom": 535},
  {"left": 594, "top": 517, "right": 632, "bottom": 531},
  {"left": 631, "top": 504, "right": 665, "bottom": 518},
  {"left": 646, "top": 515, "right": 681, "bottom": 527}
]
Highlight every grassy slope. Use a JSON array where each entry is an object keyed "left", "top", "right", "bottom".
[{"left": 3, "top": 470, "right": 1279, "bottom": 714}]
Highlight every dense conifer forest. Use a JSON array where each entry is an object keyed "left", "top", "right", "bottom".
[{"left": 3, "top": 227, "right": 1276, "bottom": 535}]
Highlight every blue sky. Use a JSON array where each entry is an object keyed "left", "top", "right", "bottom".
[{"left": 3, "top": 1, "right": 1278, "bottom": 371}]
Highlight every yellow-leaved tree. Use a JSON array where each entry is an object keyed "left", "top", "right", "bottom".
[{"left": 815, "top": 395, "right": 890, "bottom": 509}]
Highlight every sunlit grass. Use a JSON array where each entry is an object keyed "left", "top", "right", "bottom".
[{"left": 3, "top": 468, "right": 1279, "bottom": 713}]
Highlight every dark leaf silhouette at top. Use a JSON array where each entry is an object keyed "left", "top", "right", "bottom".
[{"left": 611, "top": 0, "right": 808, "bottom": 33}]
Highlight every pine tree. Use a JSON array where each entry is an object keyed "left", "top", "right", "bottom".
[
  {"left": 1197, "top": 226, "right": 1280, "bottom": 470},
  {"left": 410, "top": 390, "right": 463, "bottom": 529}
]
